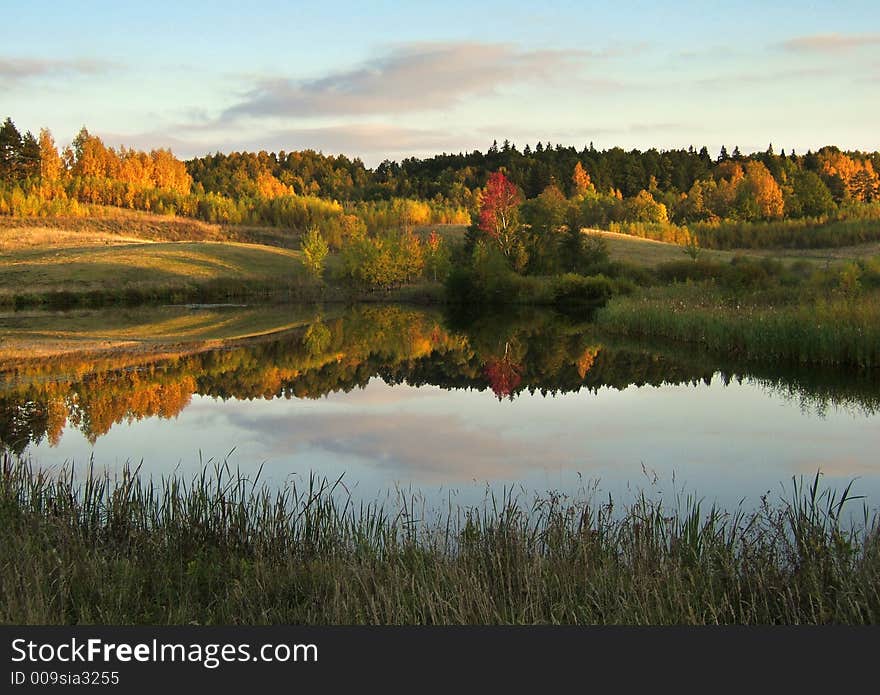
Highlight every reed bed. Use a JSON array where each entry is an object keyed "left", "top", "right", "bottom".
[
  {"left": 597, "top": 286, "right": 880, "bottom": 368},
  {"left": 1, "top": 455, "right": 878, "bottom": 624}
]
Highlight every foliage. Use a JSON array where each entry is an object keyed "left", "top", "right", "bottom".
[
  {"left": 301, "top": 227, "right": 329, "bottom": 280},
  {"left": 424, "top": 230, "right": 452, "bottom": 282},
  {"left": 3, "top": 115, "right": 880, "bottom": 257},
  {"left": 551, "top": 273, "right": 616, "bottom": 306},
  {"left": 339, "top": 230, "right": 425, "bottom": 291},
  {"left": 477, "top": 171, "right": 524, "bottom": 260}
]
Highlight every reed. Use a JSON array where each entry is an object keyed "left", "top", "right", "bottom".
[
  {"left": 1, "top": 455, "right": 877, "bottom": 625},
  {"left": 596, "top": 284, "right": 880, "bottom": 368}
]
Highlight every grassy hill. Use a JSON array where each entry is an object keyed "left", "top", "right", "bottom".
[
  {"left": 3, "top": 208, "right": 877, "bottom": 308},
  {"left": 0, "top": 239, "right": 315, "bottom": 307},
  {"left": 597, "top": 230, "right": 880, "bottom": 267}
]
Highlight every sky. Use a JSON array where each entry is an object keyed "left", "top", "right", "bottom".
[{"left": 2, "top": 1, "right": 878, "bottom": 165}]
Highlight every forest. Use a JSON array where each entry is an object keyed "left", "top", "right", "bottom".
[
  {"left": 2, "top": 116, "right": 878, "bottom": 233},
  {"left": 3, "top": 114, "right": 880, "bottom": 306}
]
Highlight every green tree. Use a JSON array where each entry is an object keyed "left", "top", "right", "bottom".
[
  {"left": 790, "top": 170, "right": 836, "bottom": 217},
  {"left": 302, "top": 227, "right": 330, "bottom": 280},
  {"left": 425, "top": 230, "right": 451, "bottom": 282},
  {"left": 521, "top": 184, "right": 568, "bottom": 273},
  {"left": 19, "top": 131, "right": 41, "bottom": 179},
  {"left": 0, "top": 117, "right": 23, "bottom": 180}
]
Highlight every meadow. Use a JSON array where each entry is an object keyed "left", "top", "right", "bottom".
[{"left": 0, "top": 238, "right": 316, "bottom": 308}]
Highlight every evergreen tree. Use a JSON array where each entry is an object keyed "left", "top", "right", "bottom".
[
  {"left": 0, "top": 117, "right": 23, "bottom": 180},
  {"left": 20, "top": 131, "right": 41, "bottom": 179}
]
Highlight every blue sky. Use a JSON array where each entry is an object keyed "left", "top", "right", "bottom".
[{"left": 2, "top": 1, "right": 878, "bottom": 164}]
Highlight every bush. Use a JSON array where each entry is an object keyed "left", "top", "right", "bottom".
[{"left": 551, "top": 273, "right": 615, "bottom": 306}]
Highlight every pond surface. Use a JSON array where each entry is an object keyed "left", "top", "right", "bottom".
[{"left": 1, "top": 303, "right": 879, "bottom": 513}]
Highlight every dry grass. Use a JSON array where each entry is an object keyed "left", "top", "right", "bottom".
[
  {"left": 0, "top": 207, "right": 235, "bottom": 248},
  {"left": 0, "top": 225, "right": 155, "bottom": 251},
  {"left": 412, "top": 223, "right": 469, "bottom": 241}
]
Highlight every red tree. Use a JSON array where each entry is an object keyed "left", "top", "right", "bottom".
[{"left": 478, "top": 171, "right": 522, "bottom": 257}]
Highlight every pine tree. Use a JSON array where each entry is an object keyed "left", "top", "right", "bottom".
[
  {"left": 20, "top": 131, "right": 41, "bottom": 179},
  {"left": 0, "top": 117, "right": 23, "bottom": 180}
]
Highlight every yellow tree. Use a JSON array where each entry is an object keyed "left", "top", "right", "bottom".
[
  {"left": 255, "top": 170, "right": 291, "bottom": 199},
  {"left": 572, "top": 161, "right": 593, "bottom": 196},
  {"left": 72, "top": 131, "right": 113, "bottom": 179},
  {"left": 740, "top": 161, "right": 784, "bottom": 219},
  {"left": 38, "top": 128, "right": 63, "bottom": 195},
  {"left": 150, "top": 149, "right": 192, "bottom": 194}
]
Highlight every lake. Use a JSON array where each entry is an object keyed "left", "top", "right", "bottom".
[{"left": 2, "top": 303, "right": 879, "bottom": 514}]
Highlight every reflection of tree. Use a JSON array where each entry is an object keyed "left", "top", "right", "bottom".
[
  {"left": 576, "top": 346, "right": 601, "bottom": 379},
  {"left": 484, "top": 343, "right": 523, "bottom": 400},
  {"left": 303, "top": 319, "right": 331, "bottom": 357},
  {"left": 1, "top": 305, "right": 879, "bottom": 451}
]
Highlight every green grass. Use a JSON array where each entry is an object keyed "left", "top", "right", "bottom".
[
  {"left": 600, "top": 231, "right": 737, "bottom": 267},
  {"left": 0, "top": 240, "right": 324, "bottom": 307},
  {"left": 597, "top": 229, "right": 880, "bottom": 268},
  {"left": 1, "top": 456, "right": 877, "bottom": 625},
  {"left": 605, "top": 215, "right": 880, "bottom": 252}
]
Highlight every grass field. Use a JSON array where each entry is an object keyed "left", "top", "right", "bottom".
[
  {"left": 0, "top": 240, "right": 318, "bottom": 307},
  {"left": 597, "top": 230, "right": 880, "bottom": 267},
  {"left": 0, "top": 208, "right": 235, "bottom": 249},
  {"left": 424, "top": 224, "right": 879, "bottom": 267},
  {"left": 3, "top": 210, "right": 879, "bottom": 310}
]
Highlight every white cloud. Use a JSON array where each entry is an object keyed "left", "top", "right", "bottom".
[{"left": 221, "top": 42, "right": 594, "bottom": 120}]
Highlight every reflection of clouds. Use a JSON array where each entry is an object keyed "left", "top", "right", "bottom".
[
  {"left": 222, "top": 408, "right": 575, "bottom": 483},
  {"left": 184, "top": 380, "right": 444, "bottom": 413},
  {"left": 790, "top": 458, "right": 880, "bottom": 479},
  {"left": 323, "top": 381, "right": 444, "bottom": 407}
]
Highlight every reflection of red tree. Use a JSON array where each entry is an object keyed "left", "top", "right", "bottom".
[{"left": 484, "top": 345, "right": 522, "bottom": 400}]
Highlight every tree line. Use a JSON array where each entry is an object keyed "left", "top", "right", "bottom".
[{"left": 2, "top": 115, "right": 880, "bottom": 270}]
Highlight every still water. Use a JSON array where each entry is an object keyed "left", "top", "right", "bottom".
[{"left": 2, "top": 303, "right": 879, "bottom": 512}]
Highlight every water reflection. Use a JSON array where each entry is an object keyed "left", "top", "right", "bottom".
[
  {"left": 1, "top": 304, "right": 879, "bottom": 509},
  {"left": 2, "top": 304, "right": 880, "bottom": 453}
]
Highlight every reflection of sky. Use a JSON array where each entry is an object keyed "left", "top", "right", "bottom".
[{"left": 29, "top": 375, "right": 880, "bottom": 513}]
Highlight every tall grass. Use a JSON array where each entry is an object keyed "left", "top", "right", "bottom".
[
  {"left": 1, "top": 455, "right": 877, "bottom": 624},
  {"left": 597, "top": 285, "right": 880, "bottom": 368}
]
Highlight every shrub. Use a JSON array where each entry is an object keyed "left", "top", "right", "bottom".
[{"left": 551, "top": 273, "right": 615, "bottom": 306}]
